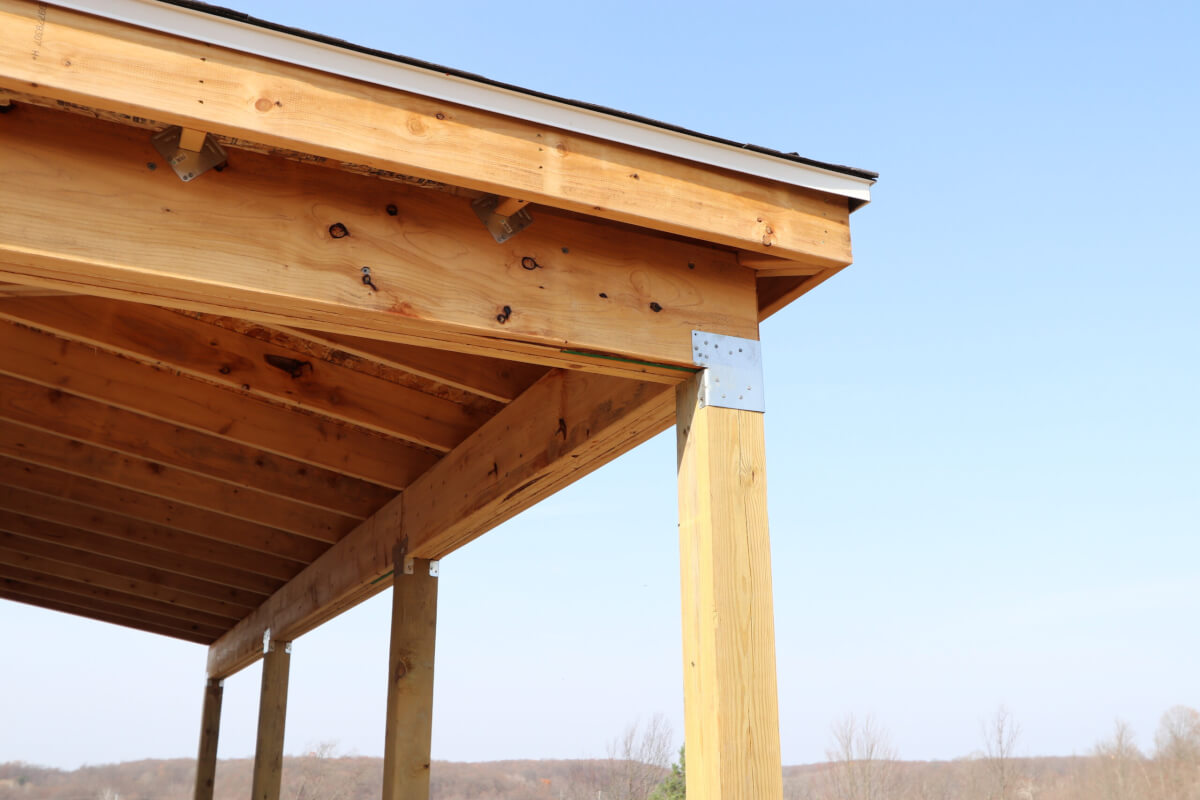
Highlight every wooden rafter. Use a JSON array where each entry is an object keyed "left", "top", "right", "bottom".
[
  {"left": 0, "top": 105, "right": 757, "bottom": 378},
  {"left": 0, "top": 423, "right": 354, "bottom": 543},
  {"left": 0, "top": 374, "right": 393, "bottom": 517},
  {"left": 0, "top": 507, "right": 281, "bottom": 596},
  {"left": 273, "top": 327, "right": 548, "bottom": 404},
  {"left": 0, "top": 583, "right": 217, "bottom": 643},
  {"left": 0, "top": 562, "right": 244, "bottom": 632},
  {"left": 0, "top": 313, "right": 442, "bottom": 487},
  {"left": 0, "top": 481, "right": 300, "bottom": 585},
  {"left": 207, "top": 370, "right": 674, "bottom": 677},
  {"left": 0, "top": 532, "right": 256, "bottom": 618},
  {"left": 0, "top": 457, "right": 325, "bottom": 563},
  {"left": 0, "top": 1, "right": 853, "bottom": 268}
]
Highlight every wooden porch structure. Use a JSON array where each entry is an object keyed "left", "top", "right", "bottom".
[{"left": 0, "top": 2, "right": 875, "bottom": 798}]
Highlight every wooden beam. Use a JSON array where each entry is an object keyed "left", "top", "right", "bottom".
[
  {"left": 207, "top": 370, "right": 674, "bottom": 677},
  {"left": 0, "top": 313, "right": 440, "bottom": 486},
  {"left": 0, "top": 538, "right": 249, "bottom": 620},
  {"left": 251, "top": 639, "right": 291, "bottom": 800},
  {"left": 0, "top": 512, "right": 276, "bottom": 600},
  {"left": 0, "top": 280, "right": 72, "bottom": 297},
  {"left": 0, "top": 104, "right": 757, "bottom": 378},
  {"left": 0, "top": 482, "right": 299, "bottom": 586},
  {"left": 0, "top": 374, "right": 393, "bottom": 518},
  {"left": 675, "top": 375, "right": 782, "bottom": 800},
  {"left": 381, "top": 553, "right": 438, "bottom": 800},
  {"left": 0, "top": 422, "right": 354, "bottom": 543},
  {"left": 278, "top": 327, "right": 548, "bottom": 404},
  {"left": 0, "top": 585, "right": 214, "bottom": 643},
  {"left": 0, "top": 456, "right": 327, "bottom": 563},
  {"left": 0, "top": 561, "right": 237, "bottom": 631},
  {"left": 194, "top": 678, "right": 224, "bottom": 800},
  {"left": 0, "top": 574, "right": 226, "bottom": 639},
  {"left": 178, "top": 127, "right": 207, "bottom": 152},
  {"left": 0, "top": 1, "right": 853, "bottom": 266},
  {"left": 0, "top": 298, "right": 486, "bottom": 456}
]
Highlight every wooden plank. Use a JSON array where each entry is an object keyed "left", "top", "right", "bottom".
[
  {"left": 0, "top": 586, "right": 214, "bottom": 644},
  {"left": 194, "top": 678, "right": 224, "bottom": 800},
  {"left": 0, "top": 314, "right": 440, "bottom": 486},
  {"left": 0, "top": 373, "right": 393, "bottom": 518},
  {"left": 675, "top": 376, "right": 782, "bottom": 800},
  {"left": 0, "top": 422, "right": 354, "bottom": 543},
  {"left": 178, "top": 127, "right": 207, "bottom": 152},
  {"left": 381, "top": 553, "right": 438, "bottom": 800},
  {"left": 251, "top": 640, "right": 291, "bottom": 800},
  {"left": 0, "top": 1, "right": 854, "bottom": 266},
  {"left": 0, "top": 299, "right": 486, "bottom": 456},
  {"left": 0, "top": 509, "right": 278, "bottom": 597},
  {"left": 0, "top": 541, "right": 248, "bottom": 620},
  {"left": 737, "top": 252, "right": 828, "bottom": 277},
  {"left": 0, "top": 561, "right": 237, "bottom": 631},
  {"left": 0, "top": 481, "right": 299, "bottom": 585},
  {"left": 0, "top": 280, "right": 72, "bottom": 297},
  {"left": 0, "top": 104, "right": 758, "bottom": 378},
  {"left": 0, "top": 575, "right": 226, "bottom": 639},
  {"left": 279, "top": 327, "right": 548, "bottom": 404},
  {"left": 0, "top": 456, "right": 327, "bottom": 563},
  {"left": 207, "top": 370, "right": 674, "bottom": 677}
]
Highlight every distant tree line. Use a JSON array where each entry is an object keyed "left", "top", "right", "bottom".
[{"left": 2, "top": 705, "right": 1197, "bottom": 800}]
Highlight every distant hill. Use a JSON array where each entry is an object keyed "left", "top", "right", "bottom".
[{"left": 0, "top": 753, "right": 1151, "bottom": 800}]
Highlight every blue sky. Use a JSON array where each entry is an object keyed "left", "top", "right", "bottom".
[{"left": 2, "top": 0, "right": 1197, "bottom": 769}]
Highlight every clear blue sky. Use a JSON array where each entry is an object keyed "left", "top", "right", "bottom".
[{"left": 3, "top": 0, "right": 1197, "bottom": 770}]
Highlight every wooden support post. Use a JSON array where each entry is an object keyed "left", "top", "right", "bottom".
[
  {"left": 381, "top": 551, "right": 439, "bottom": 800},
  {"left": 193, "top": 677, "right": 223, "bottom": 800},
  {"left": 676, "top": 373, "right": 783, "bottom": 800},
  {"left": 250, "top": 639, "right": 292, "bottom": 800},
  {"left": 178, "top": 127, "right": 207, "bottom": 152}
]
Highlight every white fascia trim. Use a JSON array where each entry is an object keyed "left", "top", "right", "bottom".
[{"left": 65, "top": 0, "right": 874, "bottom": 206}]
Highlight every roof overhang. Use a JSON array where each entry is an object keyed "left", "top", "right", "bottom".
[{"left": 69, "top": 0, "right": 875, "bottom": 209}]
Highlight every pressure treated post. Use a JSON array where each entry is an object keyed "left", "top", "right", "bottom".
[
  {"left": 193, "top": 677, "right": 223, "bottom": 800},
  {"left": 676, "top": 347, "right": 782, "bottom": 800},
  {"left": 381, "top": 550, "right": 439, "bottom": 800},
  {"left": 250, "top": 638, "right": 292, "bottom": 800}
]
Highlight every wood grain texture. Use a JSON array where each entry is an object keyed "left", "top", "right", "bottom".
[
  {"left": 0, "top": 535, "right": 251, "bottom": 619},
  {"left": 0, "top": 456, "right": 326, "bottom": 563},
  {"left": 0, "top": 373, "right": 393, "bottom": 518},
  {"left": 0, "top": 312, "right": 441, "bottom": 486},
  {"left": 251, "top": 641, "right": 291, "bottom": 800},
  {"left": 0, "top": 561, "right": 236, "bottom": 631},
  {"left": 207, "top": 370, "right": 674, "bottom": 677},
  {"left": 676, "top": 376, "right": 783, "bottom": 800},
  {"left": 0, "top": 584, "right": 214, "bottom": 643},
  {"left": 194, "top": 678, "right": 224, "bottom": 800},
  {"left": 0, "top": 422, "right": 355, "bottom": 542},
  {"left": 0, "top": 104, "right": 757, "bottom": 377},
  {"left": 381, "top": 555, "right": 438, "bottom": 800},
  {"left": 0, "top": 510, "right": 276, "bottom": 599},
  {"left": 0, "top": 574, "right": 226, "bottom": 639},
  {"left": 0, "top": 1, "right": 854, "bottom": 266},
  {"left": 279, "top": 327, "right": 548, "bottom": 404},
  {"left": 0, "top": 481, "right": 297, "bottom": 586}
]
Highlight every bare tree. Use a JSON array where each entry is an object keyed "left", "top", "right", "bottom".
[
  {"left": 823, "top": 713, "right": 900, "bottom": 800},
  {"left": 570, "top": 715, "right": 675, "bottom": 800},
  {"left": 1153, "top": 706, "right": 1200, "bottom": 800},
  {"left": 978, "top": 706, "right": 1022, "bottom": 800},
  {"left": 1087, "top": 719, "right": 1149, "bottom": 800}
]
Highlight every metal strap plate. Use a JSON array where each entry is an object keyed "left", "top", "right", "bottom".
[{"left": 691, "top": 330, "right": 765, "bottom": 412}]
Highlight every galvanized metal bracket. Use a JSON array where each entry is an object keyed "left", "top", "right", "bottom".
[
  {"left": 691, "top": 330, "right": 765, "bottom": 413},
  {"left": 402, "top": 556, "right": 440, "bottom": 577},
  {"left": 471, "top": 194, "right": 533, "bottom": 243},
  {"left": 151, "top": 125, "right": 227, "bottom": 182}
]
